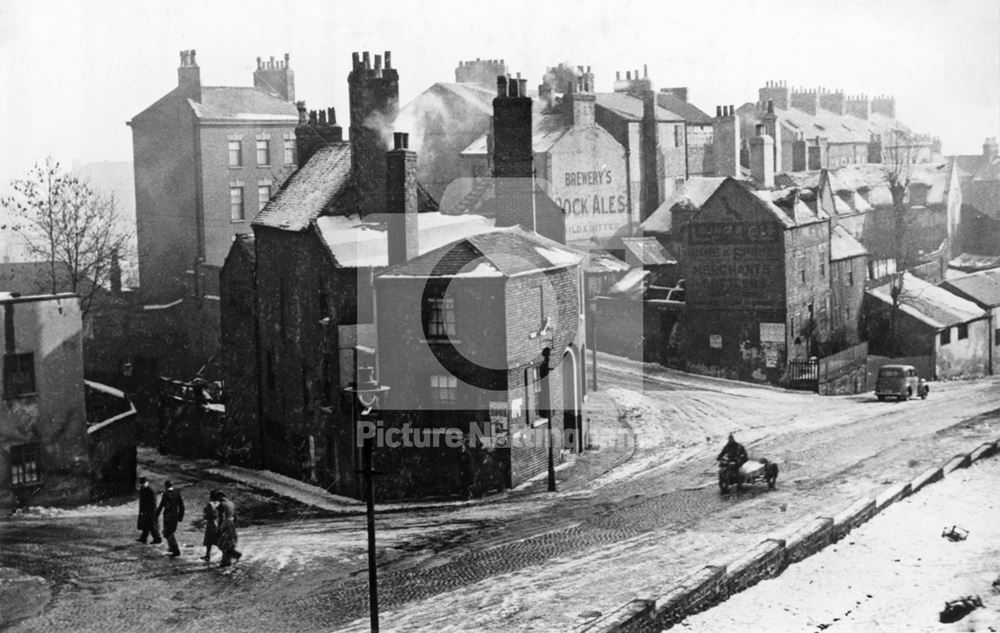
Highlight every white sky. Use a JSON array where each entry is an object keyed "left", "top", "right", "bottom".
[{"left": 0, "top": 0, "right": 998, "bottom": 184}]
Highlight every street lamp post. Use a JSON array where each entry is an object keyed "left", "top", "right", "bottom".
[
  {"left": 589, "top": 297, "right": 599, "bottom": 391},
  {"left": 345, "top": 368, "right": 390, "bottom": 633}
]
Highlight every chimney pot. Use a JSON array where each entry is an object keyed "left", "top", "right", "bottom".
[
  {"left": 626, "top": 71, "right": 632, "bottom": 80},
  {"left": 327, "top": 107, "right": 336, "bottom": 125},
  {"left": 384, "top": 51, "right": 391, "bottom": 68},
  {"left": 616, "top": 70, "right": 621, "bottom": 80},
  {"left": 643, "top": 63, "right": 648, "bottom": 78},
  {"left": 518, "top": 77, "right": 527, "bottom": 96},
  {"left": 374, "top": 54, "right": 382, "bottom": 69},
  {"left": 497, "top": 74, "right": 508, "bottom": 98},
  {"left": 190, "top": 50, "right": 197, "bottom": 65},
  {"left": 362, "top": 51, "right": 370, "bottom": 69},
  {"left": 352, "top": 52, "right": 360, "bottom": 69},
  {"left": 319, "top": 110, "right": 326, "bottom": 124},
  {"left": 716, "top": 105, "right": 722, "bottom": 117},
  {"left": 256, "top": 56, "right": 262, "bottom": 69}
]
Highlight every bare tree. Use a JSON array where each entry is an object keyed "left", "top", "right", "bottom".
[
  {"left": 881, "top": 131, "right": 914, "bottom": 355},
  {"left": 2, "top": 158, "right": 132, "bottom": 316}
]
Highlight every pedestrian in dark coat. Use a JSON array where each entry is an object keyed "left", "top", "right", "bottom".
[
  {"left": 135, "top": 477, "right": 162, "bottom": 544},
  {"left": 213, "top": 490, "right": 242, "bottom": 568},
  {"left": 201, "top": 496, "right": 219, "bottom": 562},
  {"left": 155, "top": 480, "right": 185, "bottom": 557}
]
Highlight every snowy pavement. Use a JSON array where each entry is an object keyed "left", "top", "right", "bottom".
[{"left": 681, "top": 455, "right": 1000, "bottom": 632}]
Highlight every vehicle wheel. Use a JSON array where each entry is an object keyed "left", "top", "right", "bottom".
[
  {"left": 719, "top": 478, "right": 729, "bottom": 493},
  {"left": 876, "top": 394, "right": 885, "bottom": 402},
  {"left": 920, "top": 386, "right": 929, "bottom": 399},
  {"left": 902, "top": 387, "right": 912, "bottom": 401},
  {"left": 766, "top": 463, "right": 779, "bottom": 489}
]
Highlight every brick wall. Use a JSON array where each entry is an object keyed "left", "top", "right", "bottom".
[
  {"left": 830, "top": 255, "right": 866, "bottom": 342},
  {"left": 348, "top": 52, "right": 399, "bottom": 218}
]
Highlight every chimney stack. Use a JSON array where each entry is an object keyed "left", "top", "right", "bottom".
[
  {"left": 819, "top": 89, "right": 845, "bottom": 115},
  {"left": 984, "top": 137, "right": 998, "bottom": 160},
  {"left": 177, "top": 49, "right": 201, "bottom": 102},
  {"left": 758, "top": 80, "right": 788, "bottom": 111},
  {"left": 253, "top": 52, "right": 295, "bottom": 101},
  {"left": 845, "top": 94, "right": 871, "bottom": 120},
  {"left": 871, "top": 94, "right": 896, "bottom": 118},
  {"left": 296, "top": 104, "right": 343, "bottom": 166},
  {"left": 349, "top": 50, "right": 400, "bottom": 217},
  {"left": 762, "top": 99, "right": 783, "bottom": 172},
  {"left": 493, "top": 71, "right": 534, "bottom": 231},
  {"left": 386, "top": 132, "right": 419, "bottom": 266},
  {"left": 790, "top": 87, "right": 818, "bottom": 116},
  {"left": 791, "top": 132, "right": 807, "bottom": 172},
  {"left": 713, "top": 104, "right": 741, "bottom": 178},
  {"left": 750, "top": 126, "right": 775, "bottom": 188},
  {"left": 564, "top": 73, "right": 596, "bottom": 128},
  {"left": 640, "top": 90, "right": 663, "bottom": 218}
]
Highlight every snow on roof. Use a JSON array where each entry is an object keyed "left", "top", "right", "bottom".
[
  {"left": 594, "top": 93, "right": 683, "bottom": 121},
  {"left": 253, "top": 144, "right": 351, "bottom": 231},
  {"left": 186, "top": 87, "right": 299, "bottom": 121},
  {"left": 940, "top": 269, "right": 1000, "bottom": 307},
  {"left": 84, "top": 380, "right": 126, "bottom": 399},
  {"left": 949, "top": 252, "right": 1000, "bottom": 273},
  {"left": 830, "top": 225, "right": 868, "bottom": 261},
  {"left": 315, "top": 212, "right": 497, "bottom": 268},
  {"left": 462, "top": 110, "right": 571, "bottom": 156},
  {"left": 609, "top": 268, "right": 649, "bottom": 294},
  {"left": 641, "top": 177, "right": 726, "bottom": 233},
  {"left": 867, "top": 273, "right": 986, "bottom": 329},
  {"left": 583, "top": 250, "right": 630, "bottom": 274},
  {"left": 620, "top": 237, "right": 677, "bottom": 265},
  {"left": 142, "top": 298, "right": 183, "bottom": 311}
]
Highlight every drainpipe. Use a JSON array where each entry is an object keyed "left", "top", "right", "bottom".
[{"left": 624, "top": 146, "right": 634, "bottom": 234}]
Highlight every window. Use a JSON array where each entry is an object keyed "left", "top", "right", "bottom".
[
  {"left": 800, "top": 269, "right": 806, "bottom": 283},
  {"left": 230, "top": 187, "right": 244, "bottom": 221},
  {"left": 258, "top": 184, "right": 271, "bottom": 210},
  {"left": 819, "top": 262, "right": 825, "bottom": 277},
  {"left": 426, "top": 297, "right": 456, "bottom": 338},
  {"left": 528, "top": 365, "right": 547, "bottom": 422},
  {"left": 10, "top": 443, "right": 39, "bottom": 485},
  {"left": 847, "top": 270, "right": 854, "bottom": 286},
  {"left": 430, "top": 374, "right": 457, "bottom": 407},
  {"left": 284, "top": 139, "right": 295, "bottom": 165},
  {"left": 674, "top": 125, "right": 684, "bottom": 148},
  {"left": 958, "top": 324, "right": 968, "bottom": 340},
  {"left": 940, "top": 328, "right": 951, "bottom": 345},
  {"left": 3, "top": 353, "right": 36, "bottom": 399},
  {"left": 228, "top": 140, "right": 242, "bottom": 167},
  {"left": 256, "top": 139, "right": 270, "bottom": 166}
]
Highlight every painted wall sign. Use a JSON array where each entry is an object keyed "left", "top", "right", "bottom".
[{"left": 688, "top": 222, "right": 782, "bottom": 246}]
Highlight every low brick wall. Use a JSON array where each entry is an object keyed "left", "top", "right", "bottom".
[
  {"left": 782, "top": 517, "right": 834, "bottom": 565},
  {"left": 582, "top": 435, "right": 1000, "bottom": 633},
  {"left": 943, "top": 453, "right": 971, "bottom": 474},
  {"left": 832, "top": 497, "right": 876, "bottom": 541}
]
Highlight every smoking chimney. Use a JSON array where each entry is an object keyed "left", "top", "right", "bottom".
[
  {"left": 386, "top": 132, "right": 418, "bottom": 265},
  {"left": 348, "top": 50, "right": 400, "bottom": 217}
]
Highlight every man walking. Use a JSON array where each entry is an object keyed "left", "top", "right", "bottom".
[
  {"left": 135, "top": 477, "right": 162, "bottom": 544},
  {"left": 213, "top": 490, "right": 242, "bottom": 568},
  {"left": 155, "top": 480, "right": 185, "bottom": 557}
]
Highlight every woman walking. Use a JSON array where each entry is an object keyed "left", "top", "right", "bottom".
[{"left": 200, "top": 494, "right": 219, "bottom": 561}]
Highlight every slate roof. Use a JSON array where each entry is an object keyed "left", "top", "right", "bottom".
[
  {"left": 378, "top": 226, "right": 583, "bottom": 279},
  {"left": 656, "top": 93, "right": 713, "bottom": 125},
  {"left": 594, "top": 93, "right": 684, "bottom": 122},
  {"left": 620, "top": 237, "right": 677, "bottom": 266},
  {"left": 830, "top": 225, "right": 868, "bottom": 261},
  {"left": 640, "top": 177, "right": 726, "bottom": 233},
  {"left": 252, "top": 144, "right": 352, "bottom": 231},
  {"left": 867, "top": 273, "right": 986, "bottom": 329},
  {"left": 187, "top": 87, "right": 298, "bottom": 121},
  {"left": 940, "top": 269, "right": 1000, "bottom": 308}
]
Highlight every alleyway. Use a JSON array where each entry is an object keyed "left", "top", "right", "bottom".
[{"left": 2, "top": 357, "right": 999, "bottom": 632}]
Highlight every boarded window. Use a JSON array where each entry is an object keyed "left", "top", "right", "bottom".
[{"left": 3, "top": 353, "right": 36, "bottom": 398}]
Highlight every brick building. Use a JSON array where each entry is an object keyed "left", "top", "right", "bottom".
[
  {"left": 129, "top": 50, "right": 299, "bottom": 301},
  {"left": 737, "top": 83, "right": 940, "bottom": 173},
  {"left": 680, "top": 176, "right": 835, "bottom": 382},
  {"left": 952, "top": 137, "right": 1000, "bottom": 257},
  {"left": 1, "top": 293, "right": 91, "bottom": 508},
  {"left": 221, "top": 51, "right": 506, "bottom": 498},
  {"left": 374, "top": 227, "right": 585, "bottom": 498}
]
